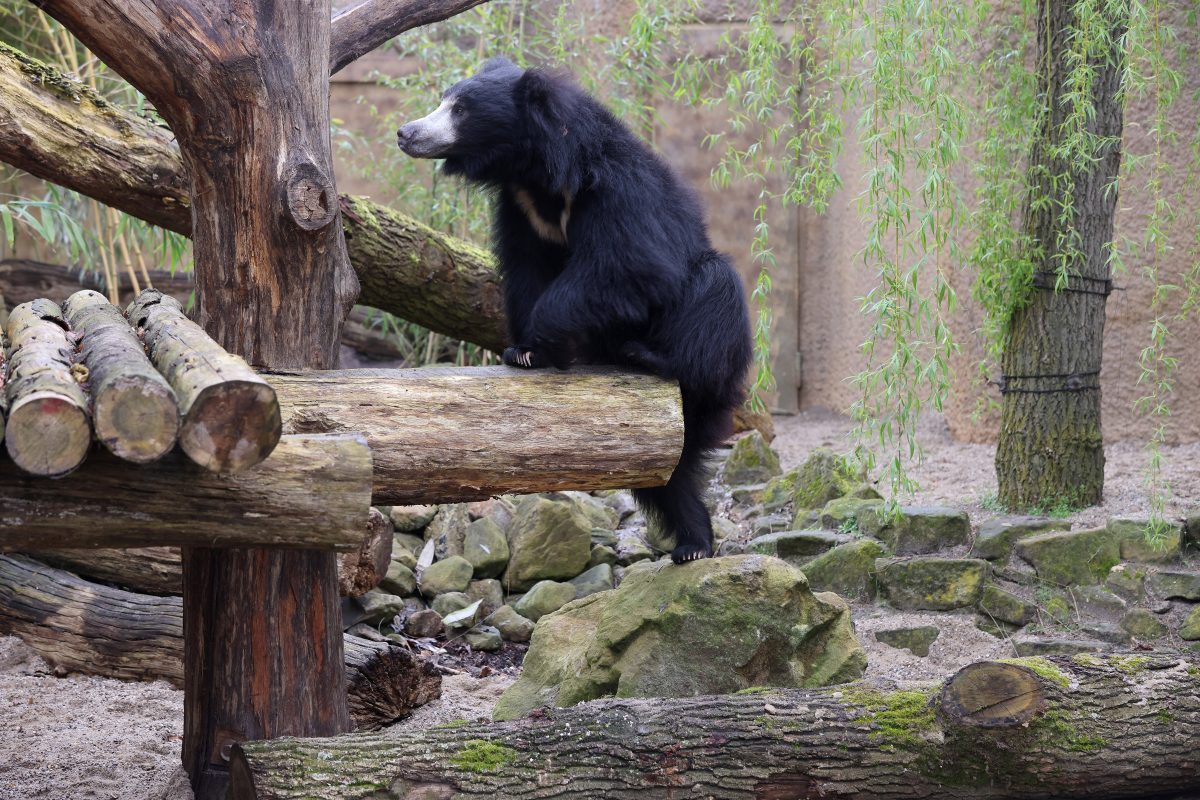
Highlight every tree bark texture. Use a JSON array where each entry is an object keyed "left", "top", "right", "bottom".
[
  {"left": 337, "top": 507, "right": 394, "bottom": 597},
  {"left": 0, "top": 433, "right": 373, "bottom": 551},
  {"left": 62, "top": 289, "right": 180, "bottom": 463},
  {"left": 230, "top": 655, "right": 1200, "bottom": 800},
  {"left": 270, "top": 366, "right": 684, "bottom": 505},
  {"left": 0, "top": 36, "right": 506, "bottom": 353},
  {"left": 329, "top": 0, "right": 494, "bottom": 76},
  {"left": 127, "top": 290, "right": 281, "bottom": 473},
  {"left": 26, "top": 546, "right": 183, "bottom": 595},
  {"left": 0, "top": 554, "right": 440, "bottom": 730},
  {"left": 3, "top": 298, "right": 90, "bottom": 476},
  {"left": 996, "top": 0, "right": 1125, "bottom": 508}
]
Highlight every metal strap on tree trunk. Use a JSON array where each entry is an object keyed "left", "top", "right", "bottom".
[
  {"left": 995, "top": 370, "right": 1101, "bottom": 395},
  {"left": 1031, "top": 271, "right": 1117, "bottom": 297}
]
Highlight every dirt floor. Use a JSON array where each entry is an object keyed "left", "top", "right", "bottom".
[{"left": 1, "top": 411, "right": 1196, "bottom": 800}]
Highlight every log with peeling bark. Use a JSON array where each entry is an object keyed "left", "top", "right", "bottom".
[
  {"left": 3, "top": 299, "right": 91, "bottom": 476},
  {"left": 0, "top": 554, "right": 440, "bottom": 730},
  {"left": 0, "top": 433, "right": 372, "bottom": 551},
  {"left": 231, "top": 656, "right": 1200, "bottom": 800},
  {"left": 128, "top": 290, "right": 281, "bottom": 472},
  {"left": 63, "top": 289, "right": 179, "bottom": 462},
  {"left": 25, "top": 547, "right": 183, "bottom": 595},
  {"left": 271, "top": 366, "right": 683, "bottom": 505},
  {"left": 337, "top": 507, "right": 394, "bottom": 597}
]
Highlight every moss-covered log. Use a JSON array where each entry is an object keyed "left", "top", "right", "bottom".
[
  {"left": 0, "top": 44, "right": 506, "bottom": 354},
  {"left": 63, "top": 289, "right": 179, "bottom": 462},
  {"left": 127, "top": 289, "right": 280, "bottom": 472},
  {"left": 3, "top": 299, "right": 90, "bottom": 476},
  {"left": 0, "top": 433, "right": 372, "bottom": 551},
  {"left": 270, "top": 366, "right": 683, "bottom": 505},
  {"left": 231, "top": 655, "right": 1200, "bottom": 800},
  {"left": 0, "top": 554, "right": 439, "bottom": 729}
]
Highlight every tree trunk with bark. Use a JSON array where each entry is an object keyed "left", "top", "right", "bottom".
[
  {"left": 230, "top": 655, "right": 1200, "bottom": 800},
  {"left": 996, "top": 0, "right": 1126, "bottom": 508}
]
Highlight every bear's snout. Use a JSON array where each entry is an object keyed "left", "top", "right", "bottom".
[{"left": 396, "top": 124, "right": 418, "bottom": 151}]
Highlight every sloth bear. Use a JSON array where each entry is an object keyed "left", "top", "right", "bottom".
[{"left": 397, "top": 57, "right": 752, "bottom": 563}]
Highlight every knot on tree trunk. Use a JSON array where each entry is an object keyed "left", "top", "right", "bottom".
[{"left": 284, "top": 160, "right": 336, "bottom": 231}]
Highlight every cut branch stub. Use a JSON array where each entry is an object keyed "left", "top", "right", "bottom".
[
  {"left": 4, "top": 299, "right": 90, "bottom": 476},
  {"left": 937, "top": 661, "right": 1047, "bottom": 728},
  {"left": 284, "top": 161, "right": 336, "bottom": 232},
  {"left": 127, "top": 289, "right": 281, "bottom": 473},
  {"left": 62, "top": 290, "right": 179, "bottom": 463}
]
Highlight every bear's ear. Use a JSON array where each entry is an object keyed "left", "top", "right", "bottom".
[
  {"left": 481, "top": 56, "right": 517, "bottom": 73},
  {"left": 516, "top": 69, "right": 578, "bottom": 194}
]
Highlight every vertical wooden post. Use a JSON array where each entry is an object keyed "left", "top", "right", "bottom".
[{"left": 30, "top": 2, "right": 358, "bottom": 796}]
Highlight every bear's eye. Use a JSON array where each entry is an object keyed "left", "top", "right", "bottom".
[{"left": 452, "top": 104, "right": 466, "bottom": 117}]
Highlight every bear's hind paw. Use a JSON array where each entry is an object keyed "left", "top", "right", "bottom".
[{"left": 670, "top": 542, "right": 713, "bottom": 564}]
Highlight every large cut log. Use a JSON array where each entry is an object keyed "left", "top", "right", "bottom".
[
  {"left": 4, "top": 299, "right": 90, "bottom": 476},
  {"left": 0, "top": 43, "right": 507, "bottom": 355},
  {"left": 231, "top": 656, "right": 1200, "bottom": 800},
  {"left": 63, "top": 289, "right": 179, "bottom": 462},
  {"left": 0, "top": 433, "right": 372, "bottom": 551},
  {"left": 0, "top": 258, "right": 193, "bottom": 310},
  {"left": 271, "top": 366, "right": 684, "bottom": 505},
  {"left": 0, "top": 555, "right": 439, "bottom": 730},
  {"left": 25, "top": 547, "right": 183, "bottom": 595},
  {"left": 128, "top": 290, "right": 280, "bottom": 472}
]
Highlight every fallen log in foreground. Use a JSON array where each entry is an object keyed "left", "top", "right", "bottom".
[
  {"left": 0, "top": 433, "right": 372, "bottom": 551},
  {"left": 231, "top": 655, "right": 1200, "bottom": 800},
  {"left": 0, "top": 555, "right": 439, "bottom": 730},
  {"left": 271, "top": 366, "right": 684, "bottom": 505}
]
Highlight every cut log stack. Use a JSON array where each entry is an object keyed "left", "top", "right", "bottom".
[{"left": 0, "top": 288, "right": 281, "bottom": 477}]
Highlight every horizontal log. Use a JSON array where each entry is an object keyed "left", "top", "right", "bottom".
[
  {"left": 271, "top": 366, "right": 683, "bottom": 505},
  {"left": 0, "top": 258, "right": 193, "bottom": 310},
  {"left": 25, "top": 546, "right": 183, "bottom": 595},
  {"left": 0, "top": 433, "right": 372, "bottom": 550},
  {"left": 231, "top": 655, "right": 1200, "bottom": 800},
  {"left": 0, "top": 555, "right": 438, "bottom": 729}
]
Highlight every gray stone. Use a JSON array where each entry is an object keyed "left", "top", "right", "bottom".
[
  {"left": 1106, "top": 564, "right": 1147, "bottom": 598},
  {"left": 419, "top": 556, "right": 474, "bottom": 597},
  {"left": 751, "top": 513, "right": 793, "bottom": 537},
  {"left": 971, "top": 517, "right": 1071, "bottom": 561},
  {"left": 875, "top": 558, "right": 989, "bottom": 611},
  {"left": 790, "top": 509, "right": 821, "bottom": 530},
  {"left": 403, "top": 609, "right": 444, "bottom": 638},
  {"left": 712, "top": 517, "right": 739, "bottom": 541},
  {"left": 513, "top": 580, "right": 578, "bottom": 622},
  {"left": 602, "top": 491, "right": 638, "bottom": 522},
  {"left": 431, "top": 592, "right": 477, "bottom": 630},
  {"left": 1179, "top": 606, "right": 1200, "bottom": 640},
  {"left": 975, "top": 616, "right": 1021, "bottom": 639},
  {"left": 721, "top": 431, "right": 782, "bottom": 486},
  {"left": 747, "top": 530, "right": 853, "bottom": 563},
  {"left": 858, "top": 506, "right": 971, "bottom": 555},
  {"left": 616, "top": 536, "right": 655, "bottom": 566},
  {"left": 592, "top": 528, "right": 620, "bottom": 548},
  {"left": 799, "top": 539, "right": 889, "bottom": 599},
  {"left": 1014, "top": 527, "right": 1121, "bottom": 585},
  {"left": 731, "top": 484, "right": 767, "bottom": 506},
  {"left": 1012, "top": 636, "right": 1108, "bottom": 656},
  {"left": 390, "top": 504, "right": 438, "bottom": 532},
  {"left": 465, "top": 625, "right": 503, "bottom": 652},
  {"left": 716, "top": 539, "right": 745, "bottom": 557},
  {"left": 379, "top": 561, "right": 417, "bottom": 597},
  {"left": 873, "top": 625, "right": 940, "bottom": 657},
  {"left": 347, "top": 622, "right": 387, "bottom": 642},
  {"left": 391, "top": 547, "right": 417, "bottom": 571},
  {"left": 1070, "top": 585, "right": 1127, "bottom": 616},
  {"left": 588, "top": 544, "right": 619, "bottom": 569},
  {"left": 819, "top": 496, "right": 884, "bottom": 532},
  {"left": 463, "top": 518, "right": 510, "bottom": 579},
  {"left": 1120, "top": 609, "right": 1169, "bottom": 639},
  {"left": 1109, "top": 517, "right": 1182, "bottom": 564},
  {"left": 466, "top": 579, "right": 504, "bottom": 616},
  {"left": 1147, "top": 570, "right": 1200, "bottom": 600},
  {"left": 358, "top": 591, "right": 406, "bottom": 624},
  {"left": 569, "top": 563, "right": 615, "bottom": 599},
  {"left": 1080, "top": 622, "right": 1132, "bottom": 645},
  {"left": 392, "top": 532, "right": 426, "bottom": 556},
  {"left": 504, "top": 496, "right": 593, "bottom": 591},
  {"left": 491, "top": 604, "right": 536, "bottom": 642},
  {"left": 552, "top": 491, "right": 620, "bottom": 531},
  {"left": 425, "top": 503, "right": 470, "bottom": 559},
  {"left": 978, "top": 585, "right": 1036, "bottom": 626}
]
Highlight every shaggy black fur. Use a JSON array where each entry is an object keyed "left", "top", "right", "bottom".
[{"left": 397, "top": 57, "right": 752, "bottom": 563}]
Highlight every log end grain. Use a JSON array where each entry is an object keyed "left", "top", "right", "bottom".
[
  {"left": 5, "top": 391, "right": 90, "bottom": 477},
  {"left": 938, "top": 661, "right": 1047, "bottom": 728},
  {"left": 94, "top": 374, "right": 180, "bottom": 463},
  {"left": 181, "top": 380, "right": 282, "bottom": 473}
]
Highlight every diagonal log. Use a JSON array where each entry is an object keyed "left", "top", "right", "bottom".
[
  {"left": 231, "top": 656, "right": 1200, "bottom": 800},
  {"left": 330, "top": 0, "right": 494, "bottom": 75}
]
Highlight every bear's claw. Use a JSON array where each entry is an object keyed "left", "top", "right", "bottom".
[{"left": 670, "top": 542, "right": 713, "bottom": 564}]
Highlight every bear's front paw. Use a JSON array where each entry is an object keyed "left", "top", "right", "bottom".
[
  {"left": 503, "top": 346, "right": 542, "bottom": 369},
  {"left": 533, "top": 337, "right": 571, "bottom": 370}
]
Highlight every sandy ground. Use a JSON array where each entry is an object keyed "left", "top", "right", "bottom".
[{"left": 1, "top": 410, "right": 1196, "bottom": 799}]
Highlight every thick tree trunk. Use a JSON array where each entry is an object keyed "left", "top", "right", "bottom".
[
  {"left": 0, "top": 433, "right": 373, "bottom": 551},
  {"left": 26, "top": 546, "right": 183, "bottom": 595},
  {"left": 0, "top": 554, "right": 440, "bottom": 730},
  {"left": 271, "top": 366, "right": 683, "bottom": 505},
  {"left": 3, "top": 298, "right": 90, "bottom": 476},
  {"left": 231, "top": 656, "right": 1200, "bottom": 800},
  {"left": 996, "top": 0, "right": 1125, "bottom": 508},
  {"left": 62, "top": 289, "right": 179, "bottom": 463}
]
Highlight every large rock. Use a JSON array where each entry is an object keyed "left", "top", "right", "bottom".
[
  {"left": 418, "top": 556, "right": 473, "bottom": 597},
  {"left": 1015, "top": 527, "right": 1121, "bottom": 585},
  {"left": 799, "top": 539, "right": 889, "bottom": 599},
  {"left": 971, "top": 516, "right": 1070, "bottom": 561},
  {"left": 379, "top": 561, "right": 417, "bottom": 597},
  {"left": 1147, "top": 570, "right": 1200, "bottom": 600},
  {"left": 757, "top": 448, "right": 859, "bottom": 511},
  {"left": 554, "top": 491, "right": 619, "bottom": 531},
  {"left": 1120, "top": 609, "right": 1168, "bottom": 639},
  {"left": 569, "top": 563, "right": 615, "bottom": 598},
  {"left": 512, "top": 580, "right": 578, "bottom": 622},
  {"left": 465, "top": 579, "right": 504, "bottom": 616},
  {"left": 424, "top": 503, "right": 470, "bottom": 559},
  {"left": 721, "top": 431, "right": 782, "bottom": 486},
  {"left": 504, "top": 496, "right": 593, "bottom": 591},
  {"left": 747, "top": 530, "right": 853, "bottom": 563},
  {"left": 491, "top": 604, "right": 536, "bottom": 642},
  {"left": 1180, "top": 606, "right": 1200, "bottom": 641},
  {"left": 978, "top": 585, "right": 1035, "bottom": 626},
  {"left": 819, "top": 496, "right": 884, "bottom": 531},
  {"left": 875, "top": 557, "right": 989, "bottom": 610},
  {"left": 858, "top": 506, "right": 970, "bottom": 555},
  {"left": 390, "top": 504, "right": 438, "bottom": 532},
  {"left": 494, "top": 555, "right": 866, "bottom": 721},
  {"left": 1110, "top": 518, "right": 1182, "bottom": 564},
  {"left": 462, "top": 518, "right": 510, "bottom": 578}
]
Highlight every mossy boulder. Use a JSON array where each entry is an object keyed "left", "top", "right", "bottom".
[
  {"left": 418, "top": 556, "right": 474, "bottom": 597},
  {"left": 1014, "top": 527, "right": 1121, "bottom": 585},
  {"left": 858, "top": 506, "right": 970, "bottom": 555},
  {"left": 424, "top": 503, "right": 470, "bottom": 559},
  {"left": 757, "top": 448, "right": 859, "bottom": 512},
  {"left": 978, "top": 585, "right": 1036, "bottom": 626},
  {"left": 721, "top": 431, "right": 782, "bottom": 486},
  {"left": 873, "top": 625, "right": 940, "bottom": 657},
  {"left": 493, "top": 555, "right": 866, "bottom": 721},
  {"left": 1146, "top": 570, "right": 1200, "bottom": 600},
  {"left": 1179, "top": 606, "right": 1200, "bottom": 641},
  {"left": 747, "top": 530, "right": 853, "bottom": 564},
  {"left": 1106, "top": 564, "right": 1147, "bottom": 598},
  {"left": 465, "top": 579, "right": 504, "bottom": 616},
  {"left": 430, "top": 591, "right": 474, "bottom": 623},
  {"left": 751, "top": 513, "right": 794, "bottom": 538},
  {"left": 875, "top": 557, "right": 989, "bottom": 611},
  {"left": 392, "top": 532, "right": 425, "bottom": 557},
  {"left": 1071, "top": 585, "right": 1127, "bottom": 617},
  {"left": 819, "top": 496, "right": 884, "bottom": 531},
  {"left": 463, "top": 518, "right": 510, "bottom": 579},
  {"left": 390, "top": 504, "right": 438, "bottom": 533},
  {"left": 491, "top": 604, "right": 535, "bottom": 642},
  {"left": 971, "top": 516, "right": 1070, "bottom": 561},
  {"left": 379, "top": 561, "right": 417, "bottom": 597},
  {"left": 588, "top": 544, "right": 619, "bottom": 569},
  {"left": 503, "top": 496, "right": 592, "bottom": 591},
  {"left": 552, "top": 491, "right": 620, "bottom": 531},
  {"left": 358, "top": 590, "right": 406, "bottom": 624},
  {"left": 1120, "top": 609, "right": 1168, "bottom": 639},
  {"left": 799, "top": 539, "right": 889, "bottom": 599},
  {"left": 569, "top": 563, "right": 614, "bottom": 598},
  {"left": 1109, "top": 517, "right": 1182, "bottom": 564},
  {"left": 512, "top": 580, "right": 578, "bottom": 622},
  {"left": 465, "top": 625, "right": 503, "bottom": 652}
]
